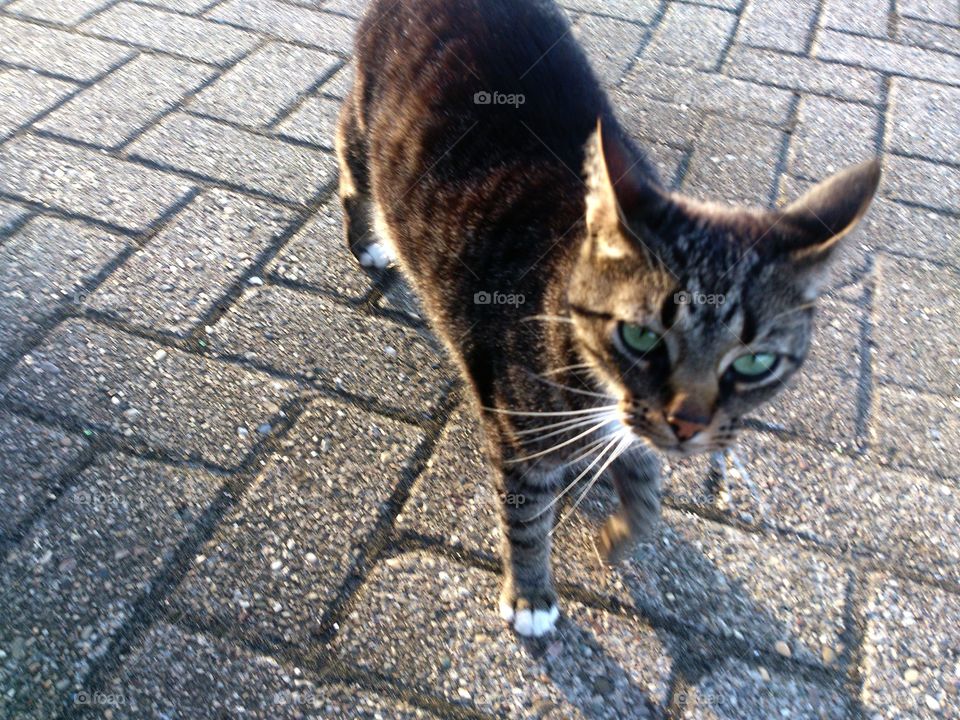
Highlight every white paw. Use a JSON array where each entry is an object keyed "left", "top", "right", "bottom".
[
  {"left": 499, "top": 599, "right": 559, "bottom": 637},
  {"left": 358, "top": 241, "right": 396, "bottom": 269}
]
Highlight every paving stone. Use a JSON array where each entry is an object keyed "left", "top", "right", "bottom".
[
  {"left": 623, "top": 60, "right": 795, "bottom": 126},
  {"left": 736, "top": 0, "right": 819, "bottom": 52},
  {"left": 724, "top": 45, "right": 885, "bottom": 103},
  {"left": 725, "top": 437, "right": 960, "bottom": 585},
  {"left": 317, "top": 0, "right": 373, "bottom": 18},
  {"left": 788, "top": 95, "right": 881, "bottom": 181},
  {"left": 874, "top": 254, "right": 960, "bottom": 395},
  {"left": 128, "top": 113, "right": 336, "bottom": 204},
  {"left": 0, "top": 16, "right": 133, "bottom": 82},
  {"left": 858, "top": 197, "right": 960, "bottom": 265},
  {"left": 0, "top": 68, "right": 76, "bottom": 137},
  {"left": 36, "top": 54, "right": 216, "bottom": 149},
  {"left": 612, "top": 89, "right": 703, "bottom": 149},
  {"left": 149, "top": 0, "right": 220, "bottom": 10},
  {"left": 267, "top": 200, "right": 370, "bottom": 296},
  {"left": 870, "top": 387, "right": 959, "bottom": 480},
  {"left": 681, "top": 658, "right": 849, "bottom": 718},
  {"left": 0, "top": 320, "right": 297, "bottom": 468},
  {"left": 816, "top": 29, "right": 960, "bottom": 84},
  {"left": 101, "top": 623, "right": 442, "bottom": 719},
  {"left": 400, "top": 408, "right": 848, "bottom": 667},
  {"left": 332, "top": 551, "right": 673, "bottom": 719},
  {"left": 191, "top": 42, "right": 339, "bottom": 128},
  {"left": 0, "top": 216, "right": 129, "bottom": 363},
  {"left": 572, "top": 14, "right": 646, "bottom": 86},
  {"left": 821, "top": 0, "right": 890, "bottom": 38},
  {"left": 888, "top": 78, "right": 960, "bottom": 164},
  {"left": 317, "top": 60, "right": 353, "bottom": 98},
  {"left": 863, "top": 576, "right": 960, "bottom": 719},
  {"left": 0, "top": 200, "right": 29, "bottom": 234},
  {"left": 0, "top": 134, "right": 195, "bottom": 232},
  {"left": 87, "top": 190, "right": 296, "bottom": 337},
  {"left": 6, "top": 0, "right": 113, "bottom": 25},
  {"left": 643, "top": 4, "right": 738, "bottom": 70},
  {"left": 647, "top": 143, "right": 687, "bottom": 189},
  {"left": 206, "top": 285, "right": 451, "bottom": 413},
  {"left": 684, "top": 115, "right": 785, "bottom": 205},
  {"left": 560, "top": 0, "right": 660, "bottom": 23},
  {"left": 899, "top": 17, "right": 960, "bottom": 54},
  {"left": 209, "top": 0, "right": 356, "bottom": 53},
  {"left": 274, "top": 94, "right": 341, "bottom": 148},
  {"left": 0, "top": 411, "right": 88, "bottom": 539},
  {"left": 0, "top": 453, "right": 221, "bottom": 720},
  {"left": 82, "top": 2, "right": 260, "bottom": 65},
  {"left": 169, "top": 399, "right": 424, "bottom": 644},
  {"left": 898, "top": 0, "right": 960, "bottom": 25},
  {"left": 882, "top": 154, "right": 960, "bottom": 213}
]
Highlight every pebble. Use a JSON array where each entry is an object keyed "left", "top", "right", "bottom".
[
  {"left": 153, "top": 349, "right": 167, "bottom": 362},
  {"left": 122, "top": 408, "right": 141, "bottom": 422},
  {"left": 758, "top": 667, "right": 771, "bottom": 682},
  {"left": 774, "top": 640, "right": 792, "bottom": 658},
  {"left": 925, "top": 695, "right": 941, "bottom": 711},
  {"left": 822, "top": 646, "right": 837, "bottom": 665},
  {"left": 904, "top": 668, "right": 920, "bottom": 684},
  {"left": 248, "top": 276, "right": 264, "bottom": 286},
  {"left": 257, "top": 423, "right": 272, "bottom": 435}
]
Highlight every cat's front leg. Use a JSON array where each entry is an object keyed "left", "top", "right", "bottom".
[
  {"left": 598, "top": 449, "right": 661, "bottom": 564},
  {"left": 496, "top": 465, "right": 560, "bottom": 637}
]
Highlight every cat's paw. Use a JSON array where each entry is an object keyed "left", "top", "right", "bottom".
[
  {"left": 358, "top": 241, "right": 396, "bottom": 269},
  {"left": 498, "top": 589, "right": 559, "bottom": 637},
  {"left": 597, "top": 512, "right": 636, "bottom": 565}
]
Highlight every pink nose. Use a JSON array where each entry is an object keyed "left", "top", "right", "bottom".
[{"left": 667, "top": 414, "right": 708, "bottom": 441}]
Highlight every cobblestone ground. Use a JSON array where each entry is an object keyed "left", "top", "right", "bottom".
[{"left": 0, "top": 0, "right": 958, "bottom": 718}]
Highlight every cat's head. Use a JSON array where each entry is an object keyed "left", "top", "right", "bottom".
[{"left": 568, "top": 121, "right": 880, "bottom": 456}]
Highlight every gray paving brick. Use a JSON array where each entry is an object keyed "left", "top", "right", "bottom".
[
  {"left": 127, "top": 113, "right": 336, "bottom": 204},
  {"left": 0, "top": 453, "right": 221, "bottom": 720},
  {"left": 788, "top": 95, "right": 881, "bottom": 180},
  {"left": 821, "top": 0, "right": 890, "bottom": 38},
  {"left": 317, "top": 60, "right": 353, "bottom": 98},
  {"left": 332, "top": 551, "right": 673, "bottom": 719},
  {"left": 727, "top": 437, "right": 960, "bottom": 585},
  {"left": 0, "top": 16, "right": 133, "bottom": 82},
  {"left": 623, "top": 60, "right": 795, "bottom": 125},
  {"left": 899, "top": 17, "right": 960, "bottom": 54},
  {"left": 0, "top": 320, "right": 297, "bottom": 468},
  {"left": 724, "top": 45, "right": 886, "bottom": 103},
  {"left": 643, "top": 3, "right": 738, "bottom": 70},
  {"left": 149, "top": 0, "right": 220, "bottom": 10},
  {"left": 870, "top": 387, "right": 959, "bottom": 480},
  {"left": 0, "top": 135, "right": 195, "bottom": 232},
  {"left": 684, "top": 115, "right": 785, "bottom": 205},
  {"left": 612, "top": 89, "right": 703, "bottom": 149},
  {"left": 35, "top": 54, "right": 216, "bottom": 149},
  {"left": 87, "top": 190, "right": 295, "bottom": 336},
  {"left": 0, "top": 411, "right": 88, "bottom": 539},
  {"left": 316, "top": 0, "right": 372, "bottom": 18},
  {"left": 208, "top": 0, "right": 356, "bottom": 53},
  {"left": 399, "top": 408, "right": 849, "bottom": 667},
  {"left": 206, "top": 285, "right": 452, "bottom": 412},
  {"left": 572, "top": 14, "right": 646, "bottom": 86},
  {"left": 736, "top": 0, "right": 819, "bottom": 52},
  {"left": 0, "top": 200, "right": 29, "bottom": 234},
  {"left": 191, "top": 42, "right": 339, "bottom": 128},
  {"left": 0, "top": 68, "right": 77, "bottom": 138},
  {"left": 170, "top": 399, "right": 424, "bottom": 643},
  {"left": 0, "top": 216, "right": 128, "bottom": 363},
  {"left": 816, "top": 29, "right": 960, "bottom": 83},
  {"left": 6, "top": 0, "right": 113, "bottom": 25},
  {"left": 874, "top": 254, "right": 960, "bottom": 395},
  {"left": 883, "top": 154, "right": 960, "bottom": 213},
  {"left": 102, "top": 623, "right": 443, "bottom": 719},
  {"left": 858, "top": 198, "right": 960, "bottom": 264},
  {"left": 647, "top": 143, "right": 686, "bottom": 189},
  {"left": 274, "top": 94, "right": 340, "bottom": 148},
  {"left": 863, "top": 577, "right": 960, "bottom": 719},
  {"left": 898, "top": 0, "right": 960, "bottom": 25},
  {"left": 888, "top": 78, "right": 960, "bottom": 164},
  {"left": 560, "top": 0, "right": 660, "bottom": 23},
  {"left": 267, "top": 199, "right": 369, "bottom": 296},
  {"left": 82, "top": 2, "right": 260, "bottom": 65},
  {"left": 683, "top": 658, "right": 849, "bottom": 718}
]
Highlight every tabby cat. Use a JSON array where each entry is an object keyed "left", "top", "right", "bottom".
[{"left": 337, "top": 0, "right": 880, "bottom": 636}]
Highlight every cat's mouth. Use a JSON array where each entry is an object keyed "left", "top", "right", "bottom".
[{"left": 622, "top": 407, "right": 738, "bottom": 457}]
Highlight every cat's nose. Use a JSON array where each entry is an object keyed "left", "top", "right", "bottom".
[{"left": 666, "top": 411, "right": 709, "bottom": 441}]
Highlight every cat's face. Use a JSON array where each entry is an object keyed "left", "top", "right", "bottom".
[{"left": 568, "top": 125, "right": 880, "bottom": 456}]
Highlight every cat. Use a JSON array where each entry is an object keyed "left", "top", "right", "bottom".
[{"left": 336, "top": 0, "right": 880, "bottom": 637}]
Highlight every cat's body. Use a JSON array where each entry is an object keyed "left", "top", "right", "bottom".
[{"left": 338, "top": 0, "right": 880, "bottom": 637}]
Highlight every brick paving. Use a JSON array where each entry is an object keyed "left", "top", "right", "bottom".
[{"left": 0, "top": 0, "right": 957, "bottom": 718}]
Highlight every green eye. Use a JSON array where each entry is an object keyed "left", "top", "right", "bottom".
[
  {"left": 731, "top": 352, "right": 779, "bottom": 379},
  {"left": 619, "top": 323, "right": 662, "bottom": 354}
]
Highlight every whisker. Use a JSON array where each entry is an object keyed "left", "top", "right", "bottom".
[
  {"left": 514, "top": 412, "right": 612, "bottom": 437},
  {"left": 564, "top": 436, "right": 610, "bottom": 466},
  {"left": 520, "top": 415, "right": 613, "bottom": 446},
  {"left": 522, "top": 314, "right": 574, "bottom": 324},
  {"left": 504, "top": 418, "right": 612, "bottom": 464},
  {"left": 525, "top": 369, "right": 611, "bottom": 399},
  {"left": 483, "top": 404, "right": 617, "bottom": 418},
  {"left": 540, "top": 362, "right": 592, "bottom": 377},
  {"left": 529, "top": 433, "right": 622, "bottom": 521}
]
